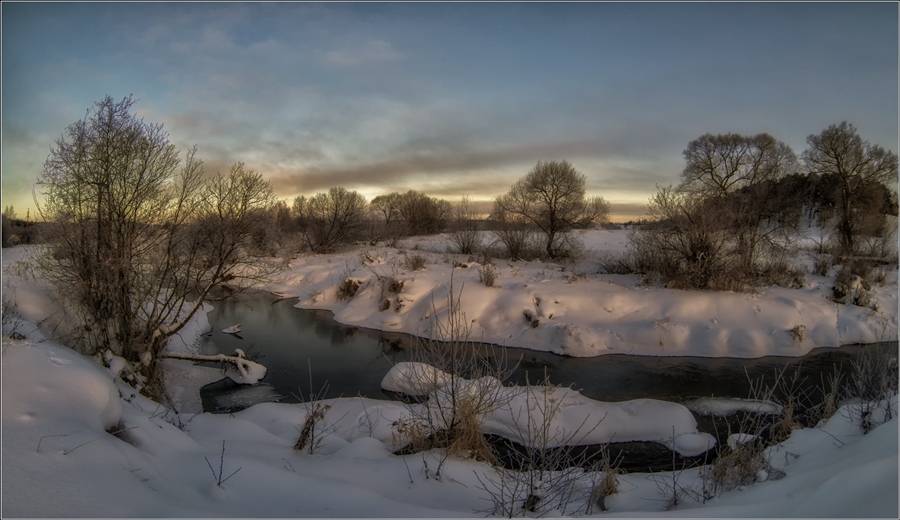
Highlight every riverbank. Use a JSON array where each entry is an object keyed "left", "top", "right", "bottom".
[{"left": 266, "top": 229, "right": 898, "bottom": 359}]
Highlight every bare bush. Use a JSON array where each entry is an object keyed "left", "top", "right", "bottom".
[
  {"left": 630, "top": 187, "right": 734, "bottom": 290},
  {"left": 844, "top": 346, "right": 898, "bottom": 433},
  {"left": 475, "top": 375, "right": 606, "bottom": 517},
  {"left": 478, "top": 262, "right": 498, "bottom": 287},
  {"left": 390, "top": 278, "right": 517, "bottom": 479}
]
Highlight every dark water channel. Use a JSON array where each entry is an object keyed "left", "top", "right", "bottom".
[{"left": 196, "top": 292, "right": 896, "bottom": 471}]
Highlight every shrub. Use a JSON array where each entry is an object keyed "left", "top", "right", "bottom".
[
  {"left": 390, "top": 278, "right": 516, "bottom": 481},
  {"left": 404, "top": 252, "right": 428, "bottom": 271},
  {"left": 595, "top": 250, "right": 639, "bottom": 275},
  {"left": 337, "top": 278, "right": 363, "bottom": 300},
  {"left": 479, "top": 263, "right": 498, "bottom": 287}
]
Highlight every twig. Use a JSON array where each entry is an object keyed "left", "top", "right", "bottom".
[
  {"left": 205, "top": 440, "right": 241, "bottom": 486},
  {"left": 64, "top": 426, "right": 137, "bottom": 455},
  {"left": 36, "top": 434, "right": 67, "bottom": 453}
]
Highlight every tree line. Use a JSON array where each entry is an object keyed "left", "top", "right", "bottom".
[
  {"left": 631, "top": 126, "right": 897, "bottom": 290},
  {"left": 26, "top": 95, "right": 898, "bottom": 398}
]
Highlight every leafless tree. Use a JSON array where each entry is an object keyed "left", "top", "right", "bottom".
[
  {"left": 293, "top": 187, "right": 367, "bottom": 252},
  {"left": 680, "top": 133, "right": 798, "bottom": 272},
  {"left": 490, "top": 198, "right": 536, "bottom": 261},
  {"left": 397, "top": 190, "right": 450, "bottom": 236},
  {"left": 802, "top": 122, "right": 898, "bottom": 258},
  {"left": 681, "top": 133, "right": 797, "bottom": 195},
  {"left": 448, "top": 196, "right": 481, "bottom": 254},
  {"left": 495, "top": 160, "right": 609, "bottom": 259},
  {"left": 368, "top": 192, "right": 404, "bottom": 243},
  {"left": 35, "top": 96, "right": 277, "bottom": 395}
]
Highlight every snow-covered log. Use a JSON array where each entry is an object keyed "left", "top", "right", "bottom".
[{"left": 160, "top": 350, "right": 266, "bottom": 384}]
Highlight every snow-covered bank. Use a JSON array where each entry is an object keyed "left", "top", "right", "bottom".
[
  {"left": 266, "top": 229, "right": 898, "bottom": 359},
  {"left": 3, "top": 237, "right": 898, "bottom": 517},
  {"left": 3, "top": 337, "right": 897, "bottom": 517}
]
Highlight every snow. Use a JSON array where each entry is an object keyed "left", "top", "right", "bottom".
[
  {"left": 381, "top": 361, "right": 453, "bottom": 395},
  {"left": 268, "top": 230, "right": 897, "bottom": 359},
  {"left": 382, "top": 364, "right": 717, "bottom": 456},
  {"left": 2, "top": 229, "right": 898, "bottom": 517},
  {"left": 2, "top": 337, "right": 897, "bottom": 517},
  {"left": 686, "top": 397, "right": 783, "bottom": 416}
]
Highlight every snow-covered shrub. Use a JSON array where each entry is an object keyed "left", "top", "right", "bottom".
[
  {"left": 831, "top": 260, "right": 879, "bottom": 308},
  {"left": 478, "top": 263, "right": 498, "bottom": 287},
  {"left": 388, "top": 280, "right": 516, "bottom": 477},
  {"left": 403, "top": 252, "right": 428, "bottom": 271},
  {"left": 845, "top": 346, "right": 898, "bottom": 433},
  {"left": 336, "top": 278, "right": 364, "bottom": 300}
]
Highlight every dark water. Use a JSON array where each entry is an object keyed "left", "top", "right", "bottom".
[
  {"left": 198, "top": 291, "right": 896, "bottom": 414},
  {"left": 194, "top": 291, "right": 897, "bottom": 471}
]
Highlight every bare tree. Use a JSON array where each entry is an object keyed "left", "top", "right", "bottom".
[
  {"left": 35, "top": 96, "right": 277, "bottom": 394},
  {"left": 448, "top": 196, "right": 481, "bottom": 254},
  {"left": 496, "top": 160, "right": 609, "bottom": 259},
  {"left": 802, "top": 122, "right": 898, "bottom": 258},
  {"left": 681, "top": 133, "right": 797, "bottom": 195},
  {"left": 397, "top": 190, "right": 450, "bottom": 236},
  {"left": 368, "top": 192, "right": 404, "bottom": 243},
  {"left": 370, "top": 192, "right": 401, "bottom": 226},
  {"left": 490, "top": 197, "right": 536, "bottom": 261},
  {"left": 680, "top": 133, "right": 798, "bottom": 272},
  {"left": 294, "top": 187, "right": 367, "bottom": 252}
]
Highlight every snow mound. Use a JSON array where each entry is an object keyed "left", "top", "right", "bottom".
[
  {"left": 686, "top": 397, "right": 783, "bottom": 416},
  {"left": 381, "top": 362, "right": 452, "bottom": 395}
]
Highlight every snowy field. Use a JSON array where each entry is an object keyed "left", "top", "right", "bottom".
[{"left": 2, "top": 229, "right": 899, "bottom": 517}]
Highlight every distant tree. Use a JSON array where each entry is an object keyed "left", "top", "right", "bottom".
[
  {"left": 490, "top": 197, "right": 536, "bottom": 260},
  {"left": 397, "top": 190, "right": 450, "bottom": 236},
  {"left": 294, "top": 187, "right": 367, "bottom": 252},
  {"left": 370, "top": 192, "right": 404, "bottom": 240},
  {"left": 448, "top": 196, "right": 482, "bottom": 254},
  {"left": 495, "top": 160, "right": 609, "bottom": 259},
  {"left": 802, "top": 122, "right": 898, "bottom": 257},
  {"left": 35, "top": 96, "right": 277, "bottom": 394},
  {"left": 1, "top": 205, "right": 15, "bottom": 248},
  {"left": 371, "top": 192, "right": 402, "bottom": 228}
]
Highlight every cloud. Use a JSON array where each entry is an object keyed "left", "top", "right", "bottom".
[
  {"left": 324, "top": 40, "right": 403, "bottom": 67},
  {"left": 265, "top": 139, "right": 651, "bottom": 196}
]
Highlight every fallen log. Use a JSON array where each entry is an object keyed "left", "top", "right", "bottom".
[{"left": 160, "top": 349, "right": 267, "bottom": 384}]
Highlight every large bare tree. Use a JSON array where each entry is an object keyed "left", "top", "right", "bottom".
[
  {"left": 495, "top": 160, "right": 609, "bottom": 259},
  {"left": 802, "top": 122, "right": 898, "bottom": 257},
  {"left": 36, "top": 96, "right": 277, "bottom": 393},
  {"left": 679, "top": 133, "right": 798, "bottom": 272},
  {"left": 293, "top": 187, "right": 367, "bottom": 252}
]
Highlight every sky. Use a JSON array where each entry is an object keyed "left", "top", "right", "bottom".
[{"left": 2, "top": 2, "right": 897, "bottom": 222}]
